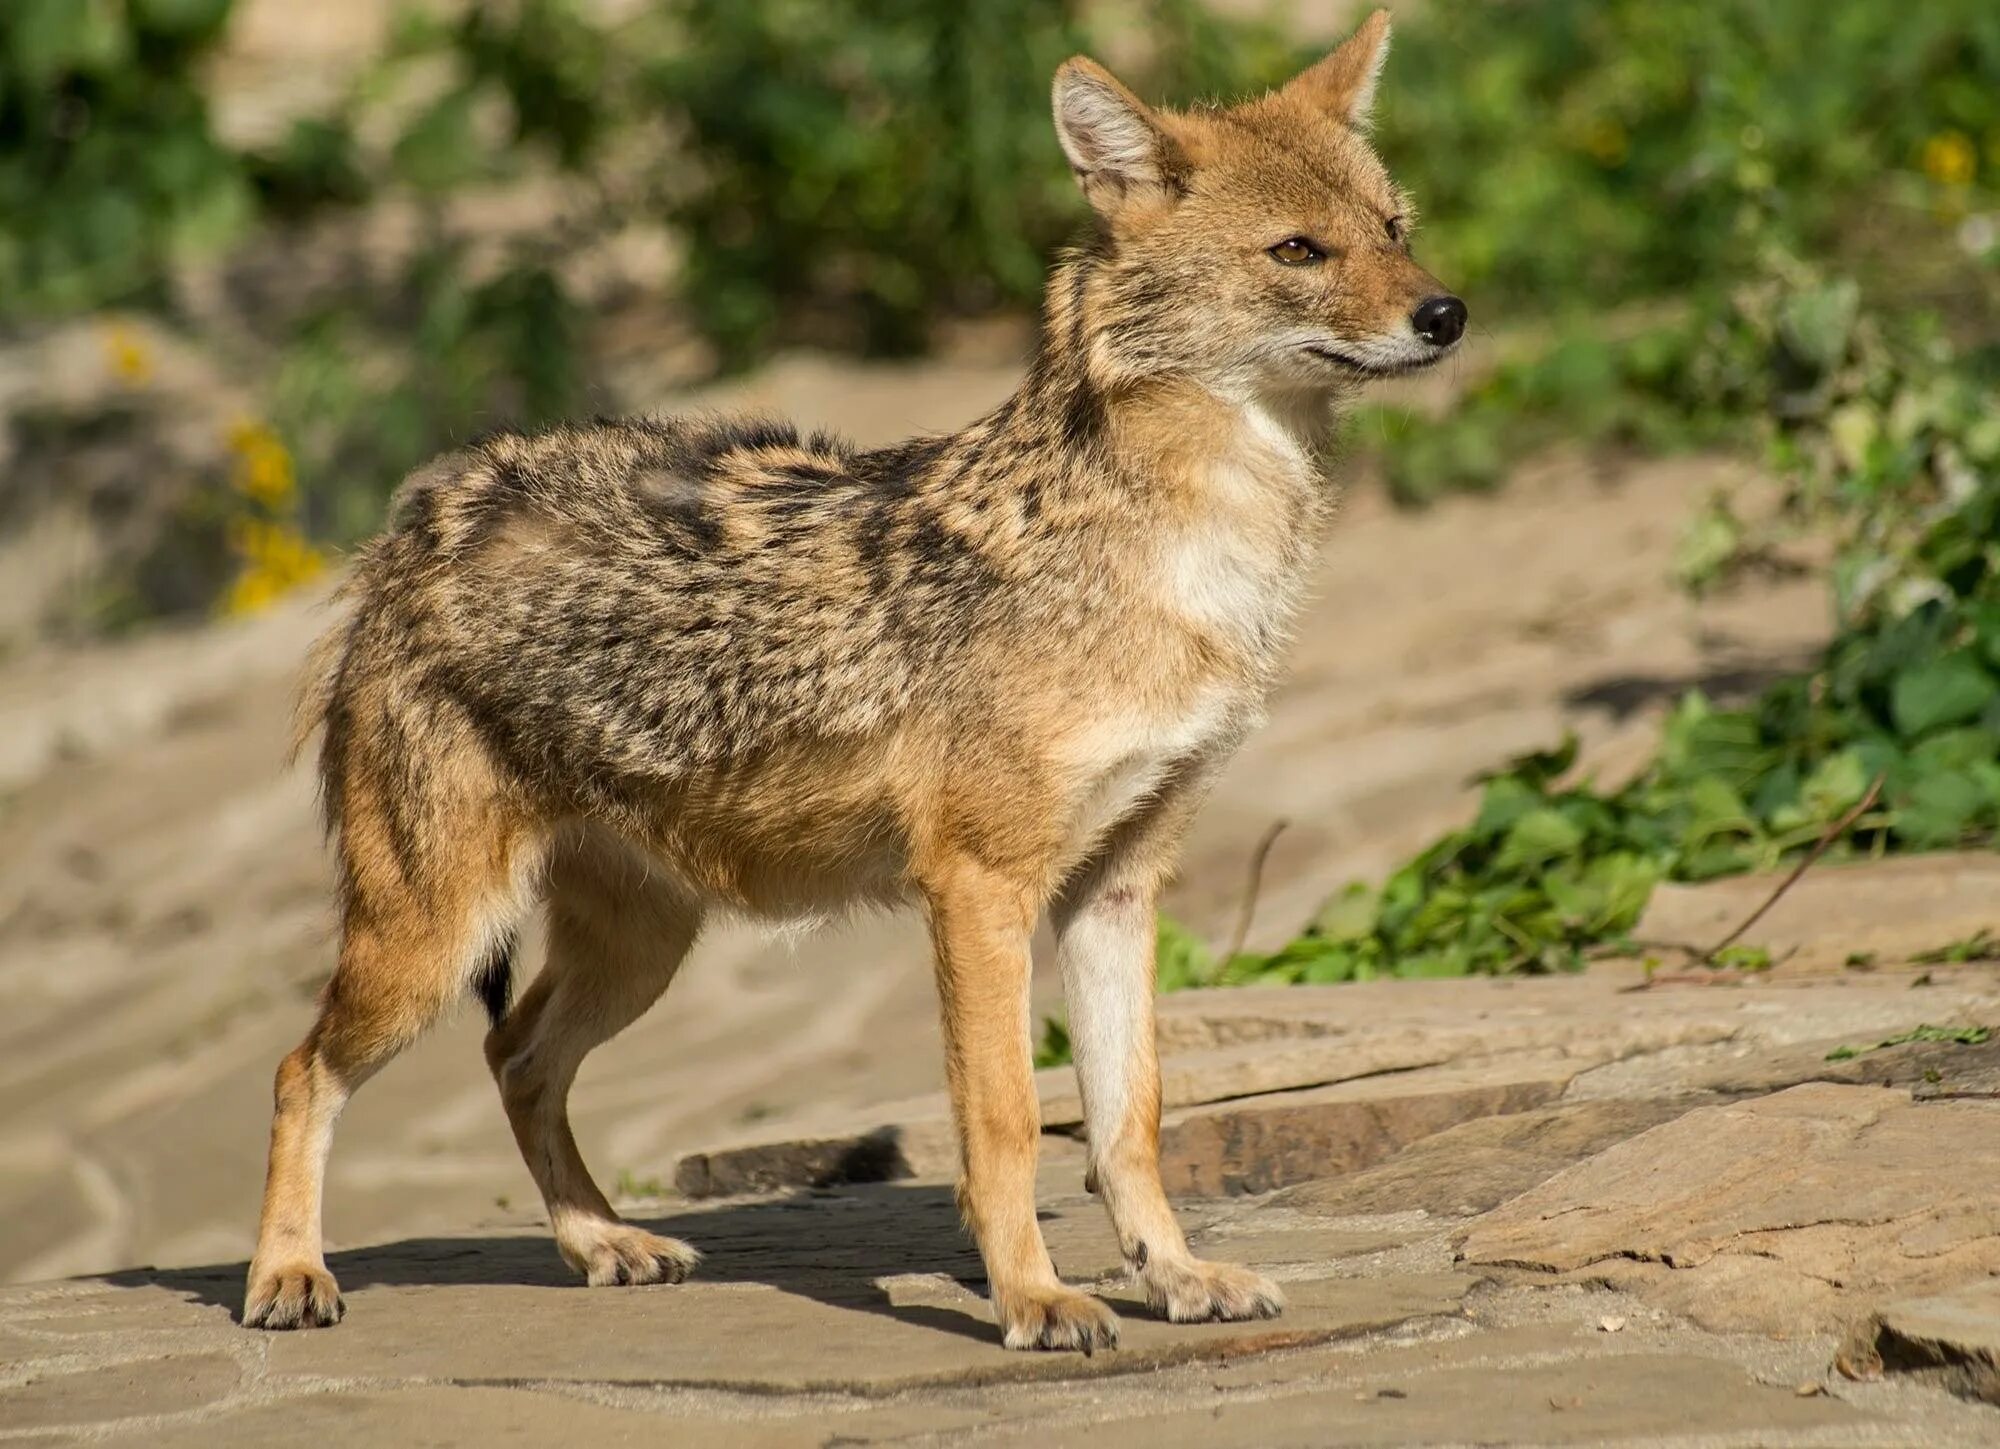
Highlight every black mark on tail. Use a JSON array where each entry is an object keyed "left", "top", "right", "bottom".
[{"left": 472, "top": 933, "right": 516, "bottom": 1027}]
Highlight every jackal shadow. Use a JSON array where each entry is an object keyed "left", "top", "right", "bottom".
[{"left": 97, "top": 1181, "right": 1015, "bottom": 1345}]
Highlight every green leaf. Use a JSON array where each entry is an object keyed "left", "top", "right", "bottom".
[
  {"left": 1896, "top": 770, "right": 1991, "bottom": 847},
  {"left": 1154, "top": 916, "right": 1216, "bottom": 993},
  {"left": 1891, "top": 653, "right": 1997, "bottom": 737},
  {"left": 1494, "top": 807, "right": 1586, "bottom": 871},
  {"left": 1911, "top": 728, "right": 2000, "bottom": 777},
  {"left": 1471, "top": 774, "right": 1546, "bottom": 839},
  {"left": 1309, "top": 882, "right": 1380, "bottom": 944},
  {"left": 1479, "top": 734, "right": 1579, "bottom": 790},
  {"left": 1033, "top": 1016, "right": 1070, "bottom": 1069},
  {"left": 1828, "top": 1023, "right": 1991, "bottom": 1060},
  {"left": 1392, "top": 951, "right": 1477, "bottom": 979},
  {"left": 392, "top": 88, "right": 486, "bottom": 193},
  {"left": 1973, "top": 605, "right": 2000, "bottom": 672},
  {"left": 1911, "top": 931, "right": 1999, "bottom": 965},
  {"left": 130, "top": 0, "right": 233, "bottom": 39},
  {"left": 1544, "top": 853, "right": 1660, "bottom": 931},
  {"left": 1682, "top": 774, "right": 1756, "bottom": 843},
  {"left": 1777, "top": 277, "right": 1859, "bottom": 375},
  {"left": 1713, "top": 944, "right": 1773, "bottom": 972},
  {"left": 1300, "top": 946, "right": 1366, "bottom": 984},
  {"left": 1674, "top": 495, "right": 1745, "bottom": 592},
  {"left": 1797, "top": 749, "right": 1870, "bottom": 823},
  {"left": 1660, "top": 693, "right": 1773, "bottom": 786}
]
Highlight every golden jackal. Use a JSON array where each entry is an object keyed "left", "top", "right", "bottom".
[{"left": 248, "top": 9, "right": 1465, "bottom": 1351}]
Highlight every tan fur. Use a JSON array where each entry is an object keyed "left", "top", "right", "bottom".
[{"left": 244, "top": 11, "right": 1461, "bottom": 1349}]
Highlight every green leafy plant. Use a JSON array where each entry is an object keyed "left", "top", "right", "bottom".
[
  {"left": 0, "top": 0, "right": 250, "bottom": 315},
  {"left": 1221, "top": 300, "right": 2000, "bottom": 996},
  {"left": 1825, "top": 1023, "right": 1992, "bottom": 1060},
  {"left": 637, "top": 0, "right": 1297, "bottom": 365},
  {"left": 1912, "top": 929, "right": 2000, "bottom": 965}
]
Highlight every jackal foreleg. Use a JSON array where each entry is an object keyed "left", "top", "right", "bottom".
[
  {"left": 1053, "top": 813, "right": 1283, "bottom": 1325},
  {"left": 923, "top": 854, "right": 1120, "bottom": 1353}
]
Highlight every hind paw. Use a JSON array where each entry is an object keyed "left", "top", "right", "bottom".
[
  {"left": 1143, "top": 1256, "right": 1284, "bottom": 1323},
  {"left": 564, "top": 1223, "right": 700, "bottom": 1287}
]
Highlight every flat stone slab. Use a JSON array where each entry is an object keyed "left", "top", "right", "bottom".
[
  {"left": 672, "top": 1120, "right": 962, "bottom": 1198},
  {"left": 1848, "top": 1280, "right": 2000, "bottom": 1406},
  {"left": 20, "top": 1263, "right": 2000, "bottom": 1446},
  {"left": 1054, "top": 1337, "right": 1865, "bottom": 1449},
  {"left": 1148, "top": 964, "right": 2000, "bottom": 1057},
  {"left": 0, "top": 1184, "right": 1472, "bottom": 1439},
  {"left": 1682, "top": 1033, "right": 2000, "bottom": 1100},
  {"left": 674, "top": 968, "right": 2000, "bottom": 1197},
  {"left": 1274, "top": 1096, "right": 1707, "bottom": 1218},
  {"left": 1637, "top": 853, "right": 2000, "bottom": 974},
  {"left": 1155, "top": 1057, "right": 1572, "bottom": 1196},
  {"left": 9, "top": 1136, "right": 2000, "bottom": 1443},
  {"left": 1458, "top": 1083, "right": 2000, "bottom": 1337}
]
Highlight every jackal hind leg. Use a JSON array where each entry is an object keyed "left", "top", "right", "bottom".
[
  {"left": 246, "top": 794, "right": 536, "bottom": 1329},
  {"left": 485, "top": 832, "right": 702, "bottom": 1287}
]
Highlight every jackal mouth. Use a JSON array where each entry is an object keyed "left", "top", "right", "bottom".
[{"left": 1303, "top": 343, "right": 1449, "bottom": 378}]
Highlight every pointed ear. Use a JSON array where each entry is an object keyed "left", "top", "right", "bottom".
[
  {"left": 1052, "top": 57, "right": 1181, "bottom": 214},
  {"left": 1284, "top": 8, "right": 1392, "bottom": 130}
]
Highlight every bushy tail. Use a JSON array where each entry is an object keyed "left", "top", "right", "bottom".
[
  {"left": 289, "top": 611, "right": 350, "bottom": 769},
  {"left": 286, "top": 545, "right": 386, "bottom": 828}
]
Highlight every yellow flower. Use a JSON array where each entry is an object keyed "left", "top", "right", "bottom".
[
  {"left": 103, "top": 324, "right": 152, "bottom": 386},
  {"left": 221, "top": 502, "right": 324, "bottom": 617},
  {"left": 225, "top": 570, "right": 283, "bottom": 617},
  {"left": 1922, "top": 131, "right": 1977, "bottom": 188},
  {"left": 225, "top": 419, "right": 297, "bottom": 507}
]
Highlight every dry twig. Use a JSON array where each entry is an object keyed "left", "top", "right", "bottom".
[
  {"left": 1623, "top": 772, "right": 1884, "bottom": 992},
  {"left": 1223, "top": 818, "right": 1289, "bottom": 962},
  {"left": 1700, "top": 772, "right": 1885, "bottom": 961}
]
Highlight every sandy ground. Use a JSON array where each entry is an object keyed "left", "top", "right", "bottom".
[{"left": 0, "top": 346, "right": 1831, "bottom": 1286}]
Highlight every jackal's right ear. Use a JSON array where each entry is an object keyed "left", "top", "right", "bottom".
[
  {"left": 1284, "top": 8, "right": 1391, "bottom": 130},
  {"left": 1053, "top": 58, "right": 1182, "bottom": 214}
]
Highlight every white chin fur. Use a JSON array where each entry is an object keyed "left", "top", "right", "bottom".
[{"left": 1338, "top": 329, "right": 1442, "bottom": 371}]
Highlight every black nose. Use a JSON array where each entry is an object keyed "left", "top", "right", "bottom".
[{"left": 1412, "top": 295, "right": 1467, "bottom": 347}]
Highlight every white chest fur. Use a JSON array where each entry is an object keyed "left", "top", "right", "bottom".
[
  {"left": 1157, "top": 402, "right": 1318, "bottom": 652},
  {"left": 1059, "top": 688, "right": 1237, "bottom": 863}
]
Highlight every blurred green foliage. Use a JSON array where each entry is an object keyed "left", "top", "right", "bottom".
[
  {"left": 653, "top": 0, "right": 1089, "bottom": 363},
  {"left": 13, "top": 0, "right": 1995, "bottom": 505},
  {"left": 647, "top": 0, "right": 1298, "bottom": 363},
  {"left": 0, "top": 0, "right": 248, "bottom": 315},
  {"left": 1378, "top": 0, "right": 2000, "bottom": 314}
]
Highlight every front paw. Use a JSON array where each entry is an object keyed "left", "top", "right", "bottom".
[
  {"left": 1142, "top": 1256, "right": 1284, "bottom": 1324},
  {"left": 243, "top": 1259, "right": 345, "bottom": 1330},
  {"left": 997, "top": 1284, "right": 1122, "bottom": 1354}
]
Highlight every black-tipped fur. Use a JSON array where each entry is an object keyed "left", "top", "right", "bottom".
[{"left": 472, "top": 934, "right": 516, "bottom": 1027}]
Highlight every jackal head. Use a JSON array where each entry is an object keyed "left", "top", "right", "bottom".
[{"left": 1053, "top": 9, "right": 1464, "bottom": 398}]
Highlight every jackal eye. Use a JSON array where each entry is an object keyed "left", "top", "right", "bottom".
[
  {"left": 1268, "top": 237, "right": 1324, "bottom": 266},
  {"left": 1384, "top": 215, "right": 1406, "bottom": 243}
]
